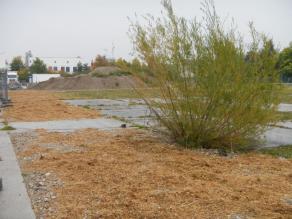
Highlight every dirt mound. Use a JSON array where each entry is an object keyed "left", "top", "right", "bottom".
[
  {"left": 90, "top": 66, "right": 125, "bottom": 76},
  {"left": 31, "top": 74, "right": 145, "bottom": 90},
  {"left": 31, "top": 66, "right": 145, "bottom": 90}
]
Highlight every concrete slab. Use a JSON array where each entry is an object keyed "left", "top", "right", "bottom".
[
  {"left": 278, "top": 103, "right": 292, "bottom": 112},
  {"left": 64, "top": 99, "right": 128, "bottom": 107},
  {"left": 64, "top": 99, "right": 292, "bottom": 147},
  {"left": 65, "top": 99, "right": 156, "bottom": 127},
  {"left": 278, "top": 121, "right": 292, "bottom": 129},
  {"left": 0, "top": 131, "right": 35, "bottom": 219},
  {"left": 10, "top": 118, "right": 125, "bottom": 132},
  {"left": 263, "top": 127, "right": 292, "bottom": 147}
]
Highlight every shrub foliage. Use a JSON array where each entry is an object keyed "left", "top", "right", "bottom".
[{"left": 130, "top": 0, "right": 280, "bottom": 149}]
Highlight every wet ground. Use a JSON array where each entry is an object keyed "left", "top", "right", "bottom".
[{"left": 65, "top": 99, "right": 292, "bottom": 148}]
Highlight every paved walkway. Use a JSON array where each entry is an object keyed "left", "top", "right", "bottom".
[
  {"left": 0, "top": 132, "right": 35, "bottom": 219},
  {"left": 10, "top": 118, "right": 124, "bottom": 132}
]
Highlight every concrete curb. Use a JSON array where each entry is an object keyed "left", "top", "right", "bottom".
[{"left": 0, "top": 131, "right": 35, "bottom": 219}]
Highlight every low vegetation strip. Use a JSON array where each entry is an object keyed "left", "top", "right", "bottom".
[
  {"left": 279, "top": 85, "right": 292, "bottom": 104},
  {"left": 56, "top": 84, "right": 292, "bottom": 104},
  {"left": 3, "top": 91, "right": 99, "bottom": 122},
  {"left": 57, "top": 88, "right": 160, "bottom": 100},
  {"left": 10, "top": 128, "right": 292, "bottom": 218},
  {"left": 259, "top": 145, "right": 292, "bottom": 159}
]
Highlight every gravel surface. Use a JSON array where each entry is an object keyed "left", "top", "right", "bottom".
[
  {"left": 23, "top": 172, "right": 63, "bottom": 218},
  {"left": 10, "top": 131, "right": 63, "bottom": 218}
]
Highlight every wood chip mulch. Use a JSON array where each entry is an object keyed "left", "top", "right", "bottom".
[
  {"left": 3, "top": 90, "right": 99, "bottom": 122},
  {"left": 10, "top": 128, "right": 292, "bottom": 219}
]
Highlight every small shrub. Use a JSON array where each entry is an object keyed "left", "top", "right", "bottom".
[
  {"left": 130, "top": 0, "right": 281, "bottom": 150},
  {"left": 0, "top": 125, "right": 16, "bottom": 131},
  {"left": 60, "top": 72, "right": 72, "bottom": 78},
  {"left": 82, "top": 105, "right": 91, "bottom": 109}
]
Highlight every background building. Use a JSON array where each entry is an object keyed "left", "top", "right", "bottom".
[
  {"left": 7, "top": 71, "right": 18, "bottom": 84},
  {"left": 26, "top": 52, "right": 82, "bottom": 74},
  {"left": 30, "top": 73, "right": 60, "bottom": 84}
]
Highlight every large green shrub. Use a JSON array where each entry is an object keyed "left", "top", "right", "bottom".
[
  {"left": 130, "top": 0, "right": 280, "bottom": 150},
  {"left": 277, "top": 43, "right": 292, "bottom": 82}
]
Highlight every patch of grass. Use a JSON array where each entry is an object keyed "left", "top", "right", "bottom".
[
  {"left": 82, "top": 105, "right": 91, "bottom": 109},
  {"left": 276, "top": 111, "right": 292, "bottom": 121},
  {"left": 279, "top": 85, "right": 292, "bottom": 104},
  {"left": 59, "top": 84, "right": 292, "bottom": 102},
  {"left": 21, "top": 172, "right": 30, "bottom": 177},
  {"left": 57, "top": 88, "right": 159, "bottom": 100},
  {"left": 91, "top": 70, "right": 131, "bottom": 78},
  {"left": 130, "top": 124, "right": 148, "bottom": 130},
  {"left": 0, "top": 125, "right": 16, "bottom": 131},
  {"left": 110, "top": 115, "right": 129, "bottom": 123},
  {"left": 258, "top": 145, "right": 292, "bottom": 159},
  {"left": 111, "top": 115, "right": 149, "bottom": 130}
]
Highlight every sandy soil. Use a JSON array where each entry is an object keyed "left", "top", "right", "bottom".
[
  {"left": 10, "top": 128, "right": 292, "bottom": 219},
  {"left": 3, "top": 90, "right": 99, "bottom": 122}
]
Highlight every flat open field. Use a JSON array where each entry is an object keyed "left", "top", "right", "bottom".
[{"left": 3, "top": 90, "right": 99, "bottom": 122}]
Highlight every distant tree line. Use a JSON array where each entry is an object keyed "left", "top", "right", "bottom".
[
  {"left": 277, "top": 42, "right": 292, "bottom": 82},
  {"left": 10, "top": 43, "right": 292, "bottom": 83},
  {"left": 90, "top": 44, "right": 292, "bottom": 84}
]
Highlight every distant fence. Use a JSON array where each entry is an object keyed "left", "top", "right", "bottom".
[{"left": 0, "top": 70, "right": 8, "bottom": 106}]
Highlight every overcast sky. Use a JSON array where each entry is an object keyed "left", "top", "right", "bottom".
[{"left": 0, "top": 0, "right": 291, "bottom": 63}]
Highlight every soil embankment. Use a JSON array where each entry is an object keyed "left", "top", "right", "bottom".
[
  {"left": 32, "top": 75, "right": 145, "bottom": 90},
  {"left": 31, "top": 67, "right": 145, "bottom": 91}
]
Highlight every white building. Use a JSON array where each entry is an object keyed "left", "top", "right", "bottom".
[
  {"left": 7, "top": 71, "right": 19, "bottom": 83},
  {"left": 27, "top": 53, "right": 82, "bottom": 74},
  {"left": 30, "top": 74, "right": 60, "bottom": 84}
]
